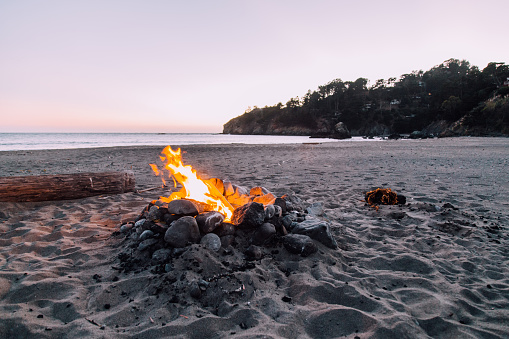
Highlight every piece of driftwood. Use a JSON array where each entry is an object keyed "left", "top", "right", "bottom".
[{"left": 0, "top": 171, "right": 135, "bottom": 202}]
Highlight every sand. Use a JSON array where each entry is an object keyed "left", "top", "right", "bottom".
[{"left": 0, "top": 137, "right": 508, "bottom": 338}]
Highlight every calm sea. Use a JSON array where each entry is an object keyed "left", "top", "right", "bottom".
[{"left": 0, "top": 133, "right": 368, "bottom": 151}]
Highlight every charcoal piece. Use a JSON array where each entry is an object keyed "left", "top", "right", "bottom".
[
  {"left": 152, "top": 248, "right": 172, "bottom": 264},
  {"left": 148, "top": 205, "right": 163, "bottom": 221},
  {"left": 252, "top": 223, "right": 276, "bottom": 245},
  {"left": 231, "top": 202, "right": 265, "bottom": 229},
  {"left": 273, "top": 198, "right": 287, "bottom": 214},
  {"left": 139, "top": 230, "right": 154, "bottom": 241},
  {"left": 196, "top": 211, "right": 225, "bottom": 234},
  {"left": 291, "top": 218, "right": 338, "bottom": 249},
  {"left": 164, "top": 216, "right": 201, "bottom": 248},
  {"left": 282, "top": 234, "right": 317, "bottom": 257},
  {"left": 305, "top": 202, "right": 325, "bottom": 217},
  {"left": 214, "top": 222, "right": 236, "bottom": 237},
  {"left": 200, "top": 233, "right": 221, "bottom": 252},
  {"left": 167, "top": 199, "right": 202, "bottom": 216},
  {"left": 245, "top": 244, "right": 263, "bottom": 260},
  {"left": 138, "top": 238, "right": 158, "bottom": 251},
  {"left": 220, "top": 235, "right": 235, "bottom": 248},
  {"left": 264, "top": 205, "right": 275, "bottom": 220}
]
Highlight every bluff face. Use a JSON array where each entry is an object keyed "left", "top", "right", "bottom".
[{"left": 223, "top": 110, "right": 352, "bottom": 139}]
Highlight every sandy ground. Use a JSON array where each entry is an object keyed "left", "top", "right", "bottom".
[{"left": 0, "top": 137, "right": 508, "bottom": 338}]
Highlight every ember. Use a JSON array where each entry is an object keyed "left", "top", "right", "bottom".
[{"left": 365, "top": 188, "right": 406, "bottom": 210}]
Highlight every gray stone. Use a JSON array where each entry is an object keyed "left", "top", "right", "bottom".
[
  {"left": 152, "top": 248, "right": 172, "bottom": 264},
  {"left": 264, "top": 205, "right": 276, "bottom": 220},
  {"left": 196, "top": 211, "right": 225, "bottom": 234},
  {"left": 231, "top": 202, "right": 265, "bottom": 229},
  {"left": 120, "top": 223, "right": 133, "bottom": 233},
  {"left": 282, "top": 234, "right": 317, "bottom": 257},
  {"left": 291, "top": 218, "right": 338, "bottom": 249},
  {"left": 306, "top": 202, "right": 325, "bottom": 217},
  {"left": 252, "top": 223, "right": 276, "bottom": 245},
  {"left": 167, "top": 199, "right": 201, "bottom": 216},
  {"left": 139, "top": 230, "right": 154, "bottom": 241},
  {"left": 200, "top": 233, "right": 221, "bottom": 252},
  {"left": 138, "top": 238, "right": 158, "bottom": 251},
  {"left": 135, "top": 218, "right": 146, "bottom": 228},
  {"left": 164, "top": 216, "right": 201, "bottom": 248}
]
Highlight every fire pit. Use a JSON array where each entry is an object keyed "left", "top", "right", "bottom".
[{"left": 115, "top": 146, "right": 338, "bottom": 302}]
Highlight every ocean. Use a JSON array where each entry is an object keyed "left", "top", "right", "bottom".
[{"left": 0, "top": 133, "right": 372, "bottom": 151}]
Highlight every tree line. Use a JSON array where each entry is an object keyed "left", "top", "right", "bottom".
[{"left": 228, "top": 59, "right": 509, "bottom": 136}]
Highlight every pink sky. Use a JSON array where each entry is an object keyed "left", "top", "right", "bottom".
[{"left": 1, "top": 0, "right": 508, "bottom": 133}]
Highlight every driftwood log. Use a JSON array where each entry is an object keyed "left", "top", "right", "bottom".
[{"left": 0, "top": 171, "right": 135, "bottom": 202}]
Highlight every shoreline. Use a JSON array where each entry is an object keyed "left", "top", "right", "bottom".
[{"left": 1, "top": 137, "right": 508, "bottom": 338}]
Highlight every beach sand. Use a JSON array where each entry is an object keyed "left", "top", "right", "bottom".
[{"left": 0, "top": 137, "right": 508, "bottom": 338}]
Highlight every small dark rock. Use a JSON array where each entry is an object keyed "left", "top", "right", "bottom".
[
  {"left": 214, "top": 222, "right": 236, "bottom": 237},
  {"left": 138, "top": 238, "right": 158, "bottom": 251},
  {"left": 200, "top": 233, "right": 222, "bottom": 251},
  {"left": 231, "top": 202, "right": 265, "bottom": 229},
  {"left": 164, "top": 216, "right": 201, "bottom": 248},
  {"left": 104, "top": 304, "right": 111, "bottom": 310},
  {"left": 189, "top": 281, "right": 202, "bottom": 299},
  {"left": 282, "top": 296, "right": 292, "bottom": 303},
  {"left": 150, "top": 222, "right": 169, "bottom": 234},
  {"left": 282, "top": 234, "right": 318, "bottom": 257},
  {"left": 167, "top": 199, "right": 202, "bottom": 216},
  {"left": 196, "top": 211, "right": 225, "bottom": 234},
  {"left": 151, "top": 248, "right": 172, "bottom": 264},
  {"left": 264, "top": 205, "right": 276, "bottom": 220},
  {"left": 162, "top": 213, "right": 180, "bottom": 225},
  {"left": 291, "top": 218, "right": 338, "bottom": 249},
  {"left": 148, "top": 206, "right": 163, "bottom": 221},
  {"left": 139, "top": 230, "right": 154, "bottom": 241},
  {"left": 273, "top": 198, "right": 287, "bottom": 214},
  {"left": 245, "top": 245, "right": 263, "bottom": 261},
  {"left": 252, "top": 223, "right": 276, "bottom": 245}
]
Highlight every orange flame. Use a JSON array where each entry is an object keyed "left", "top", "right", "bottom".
[{"left": 150, "top": 146, "right": 234, "bottom": 221}]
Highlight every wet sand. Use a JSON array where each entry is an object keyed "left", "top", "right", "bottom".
[{"left": 0, "top": 137, "right": 508, "bottom": 338}]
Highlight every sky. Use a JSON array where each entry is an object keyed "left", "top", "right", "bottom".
[{"left": 1, "top": 0, "right": 508, "bottom": 133}]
